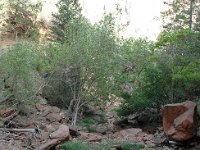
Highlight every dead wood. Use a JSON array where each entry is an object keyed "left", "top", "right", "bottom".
[{"left": 0, "top": 128, "right": 35, "bottom": 133}]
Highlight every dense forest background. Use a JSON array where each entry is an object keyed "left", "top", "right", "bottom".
[{"left": 0, "top": 0, "right": 200, "bottom": 125}]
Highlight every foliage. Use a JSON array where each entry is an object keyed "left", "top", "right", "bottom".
[
  {"left": 161, "top": 0, "right": 200, "bottom": 31},
  {"left": 61, "top": 141, "right": 89, "bottom": 150},
  {"left": 120, "top": 141, "right": 144, "bottom": 150},
  {"left": 0, "top": 42, "right": 44, "bottom": 106},
  {"left": 51, "top": 0, "right": 82, "bottom": 42},
  {"left": 156, "top": 29, "right": 200, "bottom": 102},
  {"left": 61, "top": 140, "right": 145, "bottom": 150},
  {"left": 1, "top": 0, "right": 200, "bottom": 123},
  {"left": 77, "top": 116, "right": 97, "bottom": 132},
  {"left": 116, "top": 38, "right": 161, "bottom": 115},
  {"left": 50, "top": 3, "right": 121, "bottom": 125},
  {"left": 116, "top": 27, "right": 200, "bottom": 116},
  {"left": 0, "top": 0, "right": 42, "bottom": 38}
]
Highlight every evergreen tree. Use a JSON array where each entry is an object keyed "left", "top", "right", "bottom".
[
  {"left": 51, "top": 0, "right": 82, "bottom": 42},
  {"left": 162, "top": 0, "right": 200, "bottom": 31},
  {"left": 0, "top": 0, "right": 42, "bottom": 37}
]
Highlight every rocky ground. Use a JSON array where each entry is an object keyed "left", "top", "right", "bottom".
[{"left": 0, "top": 100, "right": 200, "bottom": 150}]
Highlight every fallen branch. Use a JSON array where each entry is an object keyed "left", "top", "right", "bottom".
[{"left": 0, "top": 128, "right": 36, "bottom": 133}]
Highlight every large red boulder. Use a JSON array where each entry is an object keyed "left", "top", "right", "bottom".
[{"left": 163, "top": 101, "right": 197, "bottom": 141}]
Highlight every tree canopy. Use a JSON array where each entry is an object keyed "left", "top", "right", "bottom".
[{"left": 0, "top": 0, "right": 200, "bottom": 120}]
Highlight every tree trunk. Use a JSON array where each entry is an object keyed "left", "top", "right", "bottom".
[{"left": 189, "top": 0, "right": 195, "bottom": 29}]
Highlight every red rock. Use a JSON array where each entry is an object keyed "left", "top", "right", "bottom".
[
  {"left": 39, "top": 131, "right": 49, "bottom": 142},
  {"left": 69, "top": 125, "right": 80, "bottom": 137},
  {"left": 46, "top": 113, "right": 62, "bottom": 123},
  {"left": 163, "top": 101, "right": 197, "bottom": 141},
  {"left": 38, "top": 139, "right": 60, "bottom": 150},
  {"left": 50, "top": 124, "right": 70, "bottom": 141},
  {"left": 79, "top": 132, "right": 102, "bottom": 142},
  {"left": 113, "top": 128, "right": 154, "bottom": 142},
  {"left": 0, "top": 107, "right": 15, "bottom": 117},
  {"left": 50, "top": 106, "right": 60, "bottom": 113},
  {"left": 45, "top": 122, "right": 61, "bottom": 132}
]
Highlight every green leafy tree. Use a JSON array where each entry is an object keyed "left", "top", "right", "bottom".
[
  {"left": 117, "top": 29, "right": 200, "bottom": 116},
  {"left": 48, "top": 8, "right": 121, "bottom": 125},
  {"left": 115, "top": 38, "right": 166, "bottom": 115},
  {"left": 156, "top": 29, "right": 200, "bottom": 102},
  {"left": 0, "top": 42, "right": 44, "bottom": 107},
  {"left": 0, "top": 0, "right": 42, "bottom": 38}
]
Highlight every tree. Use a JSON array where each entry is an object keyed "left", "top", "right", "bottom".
[
  {"left": 0, "top": 0, "right": 42, "bottom": 38},
  {"left": 162, "top": 0, "right": 200, "bottom": 31},
  {"left": 48, "top": 6, "right": 122, "bottom": 125},
  {"left": 0, "top": 42, "right": 44, "bottom": 108},
  {"left": 51, "top": 0, "right": 82, "bottom": 42},
  {"left": 156, "top": 29, "right": 200, "bottom": 102},
  {"left": 115, "top": 38, "right": 167, "bottom": 115}
]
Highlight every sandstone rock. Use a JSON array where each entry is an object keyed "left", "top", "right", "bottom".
[
  {"left": 95, "top": 124, "right": 111, "bottom": 134},
  {"left": 50, "top": 124, "right": 70, "bottom": 141},
  {"left": 0, "top": 121, "right": 3, "bottom": 128},
  {"left": 46, "top": 113, "right": 62, "bottom": 123},
  {"left": 163, "top": 101, "right": 197, "bottom": 141},
  {"left": 0, "top": 107, "right": 15, "bottom": 117},
  {"left": 69, "top": 125, "right": 80, "bottom": 137},
  {"left": 38, "top": 139, "right": 60, "bottom": 150},
  {"left": 45, "top": 122, "right": 62, "bottom": 132},
  {"left": 42, "top": 106, "right": 53, "bottom": 116},
  {"left": 79, "top": 132, "right": 103, "bottom": 142},
  {"left": 39, "top": 131, "right": 49, "bottom": 142},
  {"left": 35, "top": 104, "right": 46, "bottom": 112},
  {"left": 50, "top": 106, "right": 60, "bottom": 113},
  {"left": 37, "top": 95, "right": 48, "bottom": 105},
  {"left": 113, "top": 128, "right": 154, "bottom": 142}
]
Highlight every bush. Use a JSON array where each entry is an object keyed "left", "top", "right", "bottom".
[
  {"left": 41, "top": 66, "right": 79, "bottom": 108},
  {"left": 61, "top": 140, "right": 145, "bottom": 150},
  {"left": 120, "top": 141, "right": 144, "bottom": 150},
  {"left": 0, "top": 42, "right": 44, "bottom": 106},
  {"left": 61, "top": 141, "right": 89, "bottom": 150},
  {"left": 77, "top": 116, "right": 97, "bottom": 132}
]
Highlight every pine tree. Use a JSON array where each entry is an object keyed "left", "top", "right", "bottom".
[
  {"left": 51, "top": 0, "right": 82, "bottom": 42},
  {"left": 162, "top": 0, "right": 200, "bottom": 31}
]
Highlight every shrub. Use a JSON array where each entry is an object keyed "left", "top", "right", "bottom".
[
  {"left": 0, "top": 42, "right": 44, "bottom": 106},
  {"left": 120, "top": 141, "right": 144, "bottom": 150},
  {"left": 61, "top": 140, "right": 145, "bottom": 150},
  {"left": 61, "top": 141, "right": 89, "bottom": 150},
  {"left": 77, "top": 117, "right": 97, "bottom": 132}
]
